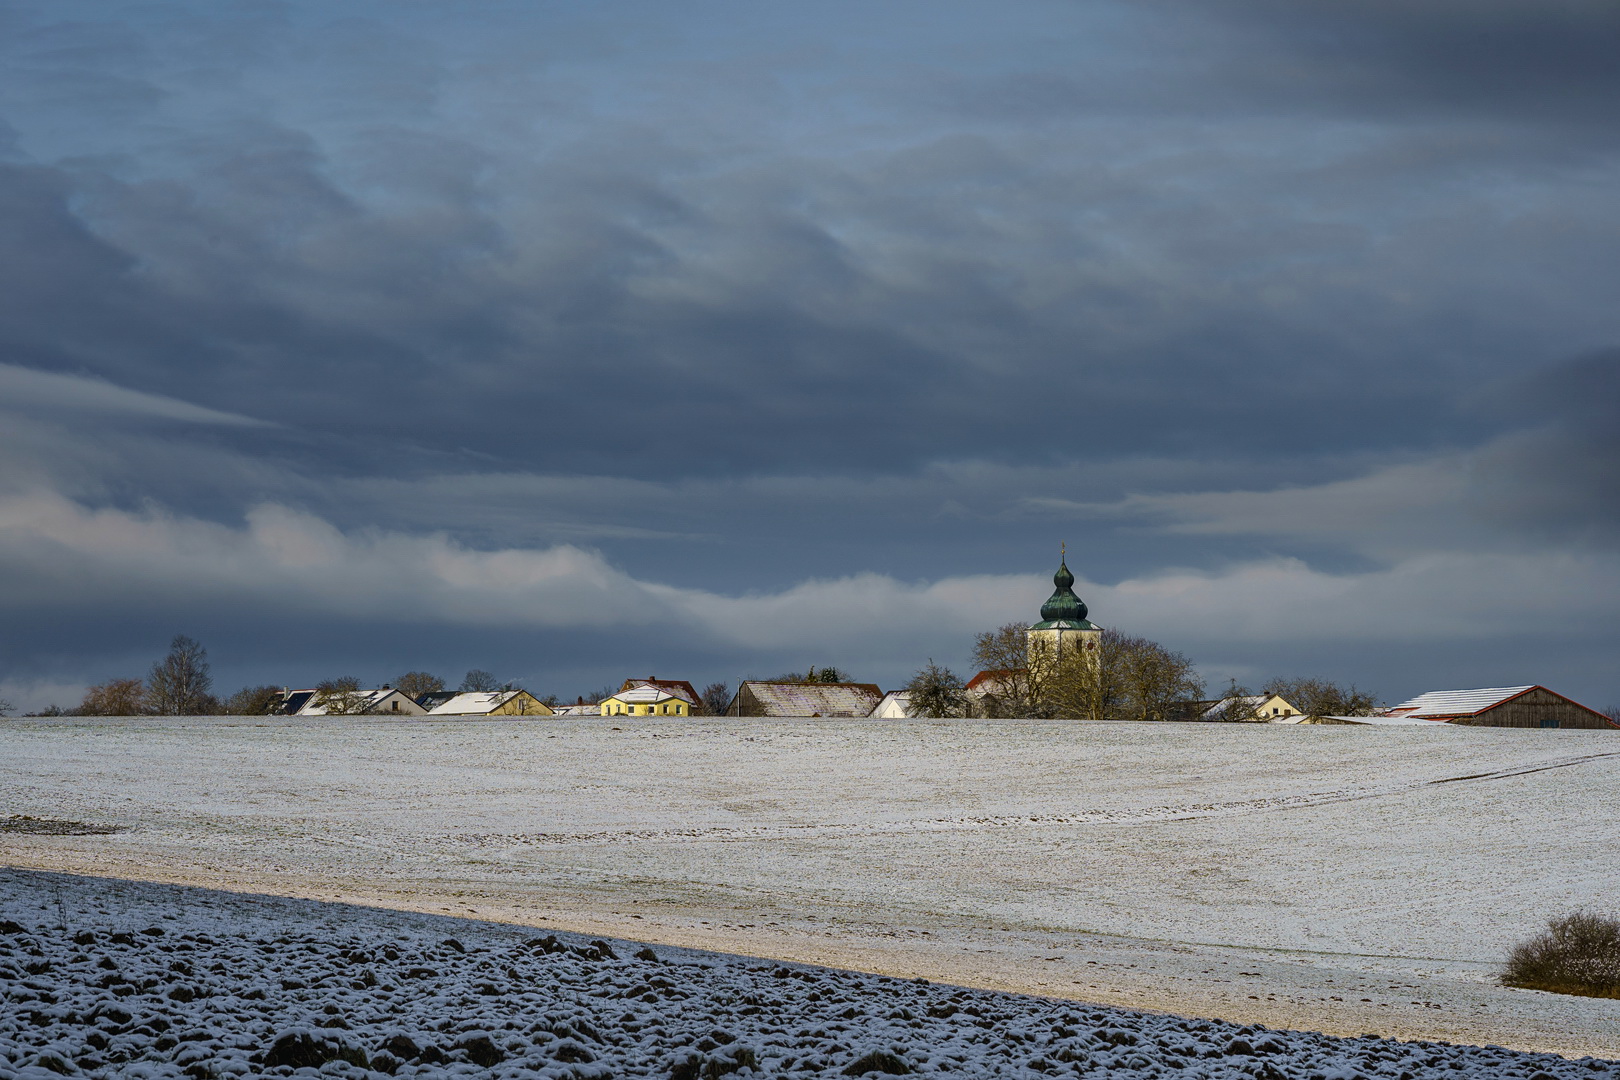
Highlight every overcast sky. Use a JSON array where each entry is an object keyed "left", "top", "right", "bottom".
[{"left": 2, "top": 0, "right": 1617, "bottom": 711}]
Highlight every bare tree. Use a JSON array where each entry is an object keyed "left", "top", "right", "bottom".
[
  {"left": 0, "top": 695, "right": 13, "bottom": 717},
  {"left": 395, "top": 671, "right": 446, "bottom": 700},
  {"left": 1204, "top": 680, "right": 1265, "bottom": 722},
  {"left": 1034, "top": 629, "right": 1202, "bottom": 722},
  {"left": 1040, "top": 631, "right": 1124, "bottom": 722},
  {"left": 460, "top": 669, "right": 500, "bottom": 692},
  {"left": 1263, "top": 676, "right": 1378, "bottom": 718},
  {"left": 904, "top": 660, "right": 967, "bottom": 718},
  {"left": 223, "top": 685, "right": 284, "bottom": 716},
  {"left": 314, "top": 676, "right": 370, "bottom": 715},
  {"left": 80, "top": 678, "right": 149, "bottom": 716},
  {"left": 969, "top": 623, "right": 1043, "bottom": 718},
  {"left": 146, "top": 635, "right": 214, "bottom": 715},
  {"left": 700, "top": 682, "right": 731, "bottom": 716},
  {"left": 1116, "top": 635, "right": 1203, "bottom": 722},
  {"left": 1600, "top": 705, "right": 1619, "bottom": 726}
]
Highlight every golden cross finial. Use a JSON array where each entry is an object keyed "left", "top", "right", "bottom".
[{"left": 1061, "top": 540, "right": 1066, "bottom": 558}]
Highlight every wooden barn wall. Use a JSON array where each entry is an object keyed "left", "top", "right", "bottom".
[{"left": 1455, "top": 687, "right": 1615, "bottom": 729}]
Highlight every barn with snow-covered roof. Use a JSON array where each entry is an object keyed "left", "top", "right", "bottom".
[
  {"left": 1384, "top": 685, "right": 1616, "bottom": 729},
  {"left": 727, "top": 681, "right": 884, "bottom": 718}
]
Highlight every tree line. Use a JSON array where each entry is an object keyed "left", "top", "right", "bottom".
[
  {"left": 10, "top": 637, "right": 540, "bottom": 717},
  {"left": 902, "top": 622, "right": 1378, "bottom": 720}
]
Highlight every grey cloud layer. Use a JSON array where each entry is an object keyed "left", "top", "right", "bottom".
[{"left": 0, "top": 1, "right": 1616, "bottom": 707}]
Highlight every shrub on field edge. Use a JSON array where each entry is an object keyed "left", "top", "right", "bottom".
[{"left": 1501, "top": 911, "right": 1620, "bottom": 998}]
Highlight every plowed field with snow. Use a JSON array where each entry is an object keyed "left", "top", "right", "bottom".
[{"left": 2, "top": 717, "right": 1616, "bottom": 1056}]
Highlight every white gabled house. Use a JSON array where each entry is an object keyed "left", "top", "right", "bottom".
[
  {"left": 289, "top": 688, "right": 427, "bottom": 716},
  {"left": 870, "top": 691, "right": 913, "bottom": 719},
  {"left": 420, "top": 690, "right": 554, "bottom": 717}
]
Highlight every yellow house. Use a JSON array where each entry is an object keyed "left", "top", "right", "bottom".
[
  {"left": 600, "top": 686, "right": 690, "bottom": 717},
  {"left": 1200, "top": 693, "right": 1302, "bottom": 722}
]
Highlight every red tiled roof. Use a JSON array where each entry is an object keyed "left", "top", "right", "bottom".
[
  {"left": 621, "top": 678, "right": 702, "bottom": 708},
  {"left": 965, "top": 669, "right": 1022, "bottom": 692}
]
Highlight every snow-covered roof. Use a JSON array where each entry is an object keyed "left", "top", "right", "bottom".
[
  {"left": 736, "top": 682, "right": 884, "bottom": 717},
  {"left": 1386, "top": 686, "right": 1535, "bottom": 718},
  {"left": 621, "top": 679, "right": 700, "bottom": 706},
  {"left": 1316, "top": 713, "right": 1445, "bottom": 726},
  {"left": 606, "top": 686, "right": 684, "bottom": 705},
  {"left": 423, "top": 690, "right": 530, "bottom": 715},
  {"left": 296, "top": 688, "right": 414, "bottom": 716}
]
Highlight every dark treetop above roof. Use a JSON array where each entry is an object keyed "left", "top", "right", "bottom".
[{"left": 1030, "top": 552, "right": 1100, "bottom": 631}]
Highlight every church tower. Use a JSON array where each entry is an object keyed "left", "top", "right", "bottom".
[{"left": 1026, "top": 546, "right": 1102, "bottom": 672}]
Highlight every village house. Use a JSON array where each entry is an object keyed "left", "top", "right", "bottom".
[
  {"left": 727, "top": 681, "right": 884, "bottom": 718},
  {"left": 618, "top": 678, "right": 703, "bottom": 713},
  {"left": 600, "top": 685, "right": 692, "bottom": 717},
  {"left": 276, "top": 688, "right": 426, "bottom": 716},
  {"left": 1177, "top": 693, "right": 1303, "bottom": 723},
  {"left": 417, "top": 689, "right": 554, "bottom": 717},
  {"left": 962, "top": 669, "right": 1021, "bottom": 716},
  {"left": 870, "top": 690, "right": 912, "bottom": 718}
]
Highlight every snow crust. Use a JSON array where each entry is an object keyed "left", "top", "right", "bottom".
[
  {"left": 3, "top": 869, "right": 1615, "bottom": 1080},
  {"left": 3, "top": 718, "right": 1618, "bottom": 1057}
]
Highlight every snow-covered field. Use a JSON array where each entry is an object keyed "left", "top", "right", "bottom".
[
  {"left": 2, "top": 717, "right": 1618, "bottom": 1059},
  {"left": 3, "top": 868, "right": 1616, "bottom": 1079}
]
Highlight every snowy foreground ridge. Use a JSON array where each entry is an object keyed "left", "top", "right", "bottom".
[{"left": 1, "top": 872, "right": 1616, "bottom": 1080}]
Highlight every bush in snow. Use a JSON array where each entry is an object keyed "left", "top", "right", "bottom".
[{"left": 1503, "top": 911, "right": 1620, "bottom": 998}]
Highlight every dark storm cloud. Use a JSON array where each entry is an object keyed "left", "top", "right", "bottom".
[
  {"left": 1469, "top": 349, "right": 1620, "bottom": 543},
  {"left": 0, "top": 2, "right": 1610, "bottom": 486},
  {"left": 1180, "top": 0, "right": 1620, "bottom": 129}
]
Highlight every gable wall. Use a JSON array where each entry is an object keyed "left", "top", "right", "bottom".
[{"left": 1453, "top": 687, "right": 1615, "bottom": 729}]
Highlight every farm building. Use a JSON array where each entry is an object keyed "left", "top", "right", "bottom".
[
  {"left": 870, "top": 691, "right": 913, "bottom": 718},
  {"left": 419, "top": 690, "right": 553, "bottom": 717},
  {"left": 727, "top": 681, "right": 884, "bottom": 718},
  {"left": 1383, "top": 685, "right": 1616, "bottom": 729}
]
